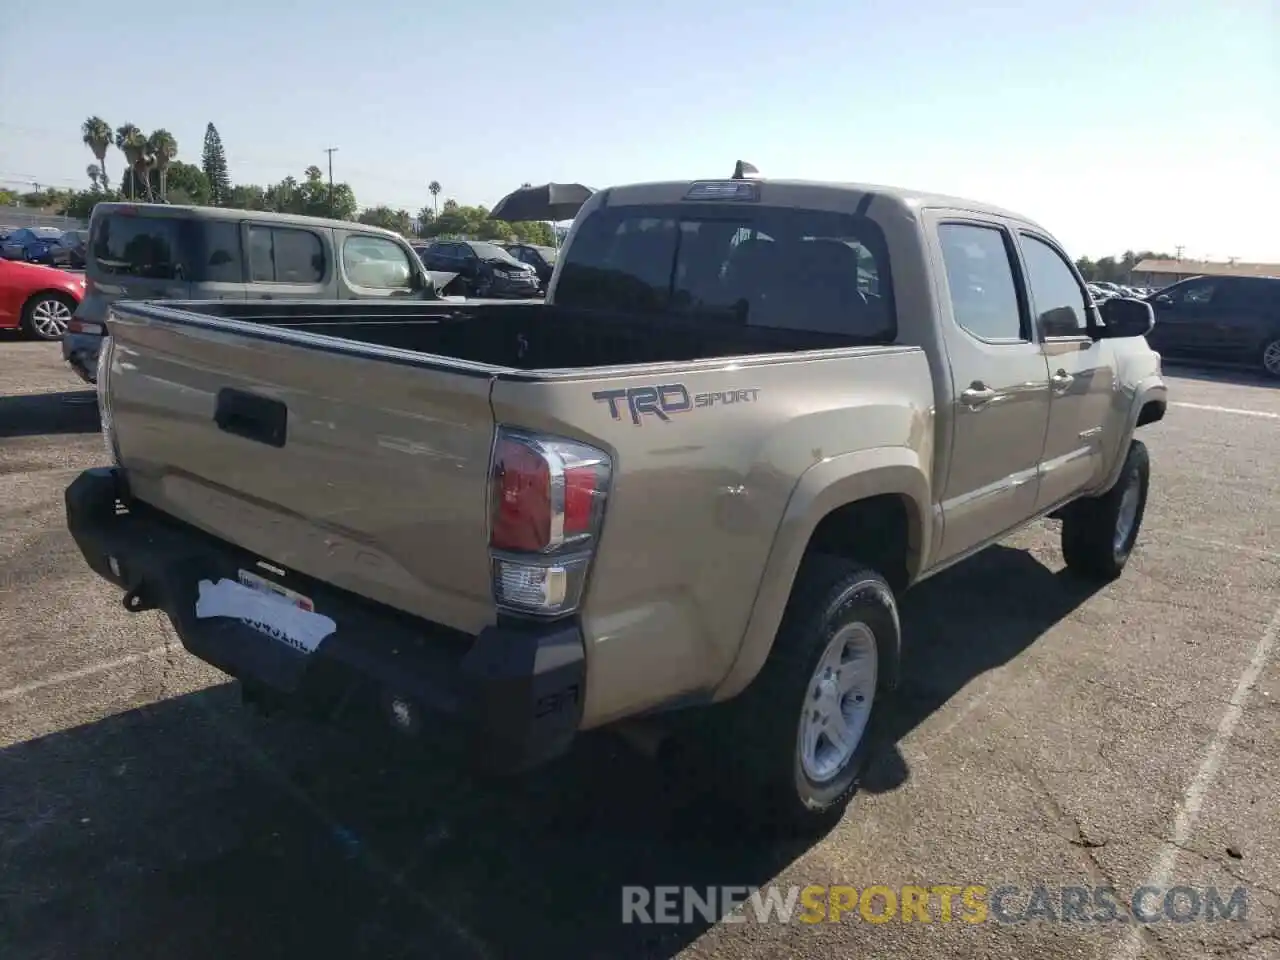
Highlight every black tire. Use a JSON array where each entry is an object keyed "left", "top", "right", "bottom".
[
  {"left": 699, "top": 556, "right": 899, "bottom": 835},
  {"left": 1261, "top": 338, "right": 1280, "bottom": 380},
  {"left": 1061, "top": 439, "right": 1150, "bottom": 581},
  {"left": 21, "top": 292, "right": 76, "bottom": 341}
]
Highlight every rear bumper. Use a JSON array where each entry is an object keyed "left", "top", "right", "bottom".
[
  {"left": 64, "top": 467, "right": 586, "bottom": 775},
  {"left": 62, "top": 330, "right": 101, "bottom": 384}
]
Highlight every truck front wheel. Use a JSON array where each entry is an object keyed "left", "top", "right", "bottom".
[
  {"left": 707, "top": 557, "right": 898, "bottom": 834},
  {"left": 1061, "top": 439, "right": 1150, "bottom": 581}
]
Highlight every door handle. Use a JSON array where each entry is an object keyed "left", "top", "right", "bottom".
[
  {"left": 961, "top": 385, "right": 997, "bottom": 408},
  {"left": 1051, "top": 370, "right": 1075, "bottom": 391}
]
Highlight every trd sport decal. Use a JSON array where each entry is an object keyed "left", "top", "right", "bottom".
[{"left": 592, "top": 384, "right": 761, "bottom": 425}]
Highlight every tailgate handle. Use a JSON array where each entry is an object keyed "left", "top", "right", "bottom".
[{"left": 214, "top": 388, "right": 288, "bottom": 448}]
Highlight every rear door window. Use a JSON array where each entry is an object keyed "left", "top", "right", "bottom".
[
  {"left": 555, "top": 203, "right": 896, "bottom": 341},
  {"left": 91, "top": 214, "right": 183, "bottom": 279},
  {"left": 189, "top": 220, "right": 243, "bottom": 283},
  {"left": 937, "top": 223, "right": 1026, "bottom": 342},
  {"left": 246, "top": 225, "right": 325, "bottom": 284}
]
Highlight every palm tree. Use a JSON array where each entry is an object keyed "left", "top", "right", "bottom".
[
  {"left": 115, "top": 123, "right": 147, "bottom": 200},
  {"left": 87, "top": 164, "right": 102, "bottom": 190},
  {"left": 82, "top": 116, "right": 113, "bottom": 190},
  {"left": 428, "top": 180, "right": 441, "bottom": 215},
  {"left": 148, "top": 129, "right": 178, "bottom": 202}
]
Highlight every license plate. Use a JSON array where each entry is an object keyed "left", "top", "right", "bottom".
[{"left": 238, "top": 569, "right": 314, "bottom": 612}]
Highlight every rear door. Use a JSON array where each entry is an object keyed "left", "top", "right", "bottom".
[
  {"left": 929, "top": 216, "right": 1052, "bottom": 564},
  {"left": 241, "top": 221, "right": 336, "bottom": 301},
  {"left": 1015, "top": 230, "right": 1117, "bottom": 508},
  {"left": 83, "top": 211, "right": 193, "bottom": 324}
]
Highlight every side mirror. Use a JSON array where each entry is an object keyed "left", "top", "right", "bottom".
[
  {"left": 1093, "top": 296, "right": 1154, "bottom": 339},
  {"left": 1153, "top": 293, "right": 1173, "bottom": 306}
]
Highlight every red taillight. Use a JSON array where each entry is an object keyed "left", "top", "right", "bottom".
[
  {"left": 489, "top": 431, "right": 609, "bottom": 552},
  {"left": 491, "top": 437, "right": 553, "bottom": 552},
  {"left": 488, "top": 428, "right": 611, "bottom": 616}
]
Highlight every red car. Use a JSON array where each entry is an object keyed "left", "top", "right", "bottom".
[{"left": 0, "top": 258, "right": 85, "bottom": 340}]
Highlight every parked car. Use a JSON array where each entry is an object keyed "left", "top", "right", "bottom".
[
  {"left": 416, "top": 239, "right": 541, "bottom": 298},
  {"left": 1, "top": 227, "right": 76, "bottom": 266},
  {"left": 1146, "top": 274, "right": 1280, "bottom": 378},
  {"left": 63, "top": 202, "right": 450, "bottom": 384},
  {"left": 60, "top": 229, "right": 89, "bottom": 269},
  {"left": 502, "top": 242, "right": 558, "bottom": 288},
  {"left": 67, "top": 172, "right": 1165, "bottom": 832},
  {"left": 0, "top": 258, "right": 85, "bottom": 339}
]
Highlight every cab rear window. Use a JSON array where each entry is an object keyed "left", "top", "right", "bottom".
[{"left": 555, "top": 203, "right": 896, "bottom": 342}]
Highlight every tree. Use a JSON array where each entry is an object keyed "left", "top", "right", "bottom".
[
  {"left": 62, "top": 190, "right": 113, "bottom": 221},
  {"left": 87, "top": 164, "right": 102, "bottom": 191},
  {"left": 413, "top": 199, "right": 549, "bottom": 244},
  {"left": 258, "top": 166, "right": 357, "bottom": 220},
  {"left": 428, "top": 180, "right": 441, "bottom": 215},
  {"left": 0, "top": 189, "right": 17, "bottom": 206},
  {"left": 81, "top": 116, "right": 113, "bottom": 190},
  {"left": 511, "top": 220, "right": 556, "bottom": 246},
  {"left": 357, "top": 206, "right": 414, "bottom": 236},
  {"left": 202, "top": 123, "right": 232, "bottom": 206},
  {"left": 227, "top": 183, "right": 268, "bottom": 210},
  {"left": 115, "top": 123, "right": 149, "bottom": 200},
  {"left": 148, "top": 129, "right": 178, "bottom": 201}
]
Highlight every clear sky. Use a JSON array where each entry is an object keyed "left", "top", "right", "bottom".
[{"left": 1, "top": 0, "right": 1276, "bottom": 260}]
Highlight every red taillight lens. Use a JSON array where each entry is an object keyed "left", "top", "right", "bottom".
[
  {"left": 491, "top": 438, "right": 552, "bottom": 552},
  {"left": 489, "top": 429, "right": 610, "bottom": 554}
]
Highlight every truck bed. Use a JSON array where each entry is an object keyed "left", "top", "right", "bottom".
[{"left": 146, "top": 299, "right": 865, "bottom": 371}]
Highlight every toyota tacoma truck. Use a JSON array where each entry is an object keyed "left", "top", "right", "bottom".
[{"left": 65, "top": 173, "right": 1167, "bottom": 831}]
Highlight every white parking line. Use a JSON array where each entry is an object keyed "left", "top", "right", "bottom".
[
  {"left": 1113, "top": 600, "right": 1280, "bottom": 960},
  {"left": 1170, "top": 401, "right": 1280, "bottom": 420},
  {"left": 0, "top": 646, "right": 167, "bottom": 703}
]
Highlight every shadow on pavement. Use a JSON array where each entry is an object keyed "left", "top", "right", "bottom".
[
  {"left": 1161, "top": 360, "right": 1276, "bottom": 389},
  {"left": 0, "top": 544, "right": 1101, "bottom": 959},
  {"left": 0, "top": 390, "right": 99, "bottom": 439}
]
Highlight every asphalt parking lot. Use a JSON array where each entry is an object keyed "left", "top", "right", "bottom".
[{"left": 1, "top": 341, "right": 1277, "bottom": 960}]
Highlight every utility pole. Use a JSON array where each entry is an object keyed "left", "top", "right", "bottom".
[
  {"left": 1174, "top": 245, "right": 1184, "bottom": 261},
  {"left": 324, "top": 147, "right": 338, "bottom": 214}
]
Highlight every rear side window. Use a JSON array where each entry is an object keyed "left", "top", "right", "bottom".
[
  {"left": 91, "top": 215, "right": 182, "bottom": 280},
  {"left": 937, "top": 223, "right": 1025, "bottom": 341},
  {"left": 247, "top": 225, "right": 325, "bottom": 284},
  {"left": 190, "top": 220, "right": 243, "bottom": 283},
  {"left": 554, "top": 203, "right": 896, "bottom": 341}
]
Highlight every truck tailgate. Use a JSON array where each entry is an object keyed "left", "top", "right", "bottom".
[{"left": 105, "top": 308, "right": 498, "bottom": 635}]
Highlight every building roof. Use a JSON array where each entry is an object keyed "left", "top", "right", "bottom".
[{"left": 1134, "top": 258, "right": 1280, "bottom": 279}]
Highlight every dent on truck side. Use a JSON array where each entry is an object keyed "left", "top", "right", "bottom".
[{"left": 711, "top": 444, "right": 933, "bottom": 703}]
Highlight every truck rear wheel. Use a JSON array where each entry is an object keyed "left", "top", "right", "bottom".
[
  {"left": 706, "top": 556, "right": 898, "bottom": 834},
  {"left": 1061, "top": 439, "right": 1150, "bottom": 581}
]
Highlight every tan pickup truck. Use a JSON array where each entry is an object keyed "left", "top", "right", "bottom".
[{"left": 66, "top": 174, "right": 1167, "bottom": 831}]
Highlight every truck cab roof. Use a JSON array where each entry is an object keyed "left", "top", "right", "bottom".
[{"left": 595, "top": 178, "right": 1045, "bottom": 231}]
